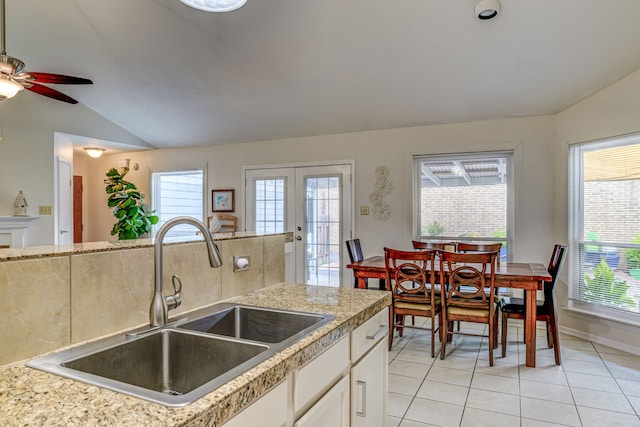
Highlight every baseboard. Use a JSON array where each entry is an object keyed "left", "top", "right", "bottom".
[{"left": 558, "top": 325, "right": 640, "bottom": 356}]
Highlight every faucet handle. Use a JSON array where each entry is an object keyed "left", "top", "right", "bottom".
[{"left": 165, "top": 275, "right": 183, "bottom": 310}]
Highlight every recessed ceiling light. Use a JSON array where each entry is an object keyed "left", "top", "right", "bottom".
[
  {"left": 475, "top": 0, "right": 501, "bottom": 20},
  {"left": 180, "top": 0, "right": 247, "bottom": 13}
]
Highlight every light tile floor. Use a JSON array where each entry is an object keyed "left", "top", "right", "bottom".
[{"left": 387, "top": 318, "right": 640, "bottom": 427}]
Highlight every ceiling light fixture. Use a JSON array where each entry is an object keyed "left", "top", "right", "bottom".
[
  {"left": 0, "top": 74, "right": 23, "bottom": 100},
  {"left": 475, "top": 0, "right": 501, "bottom": 20},
  {"left": 180, "top": 0, "right": 247, "bottom": 13},
  {"left": 84, "top": 147, "right": 105, "bottom": 158}
]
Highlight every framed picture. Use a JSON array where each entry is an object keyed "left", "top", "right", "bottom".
[{"left": 212, "top": 189, "right": 235, "bottom": 212}]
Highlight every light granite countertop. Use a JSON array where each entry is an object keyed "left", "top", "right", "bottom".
[
  {"left": 0, "top": 231, "right": 293, "bottom": 261},
  {"left": 0, "top": 283, "right": 390, "bottom": 426}
]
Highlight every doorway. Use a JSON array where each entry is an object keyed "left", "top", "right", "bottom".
[{"left": 245, "top": 163, "right": 353, "bottom": 287}]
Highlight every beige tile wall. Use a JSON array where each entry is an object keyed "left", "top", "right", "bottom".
[
  {"left": 1, "top": 234, "right": 287, "bottom": 366},
  {"left": 0, "top": 257, "right": 70, "bottom": 366}
]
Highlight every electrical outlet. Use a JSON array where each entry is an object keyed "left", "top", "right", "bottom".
[
  {"left": 39, "top": 206, "right": 52, "bottom": 215},
  {"left": 360, "top": 206, "right": 369, "bottom": 215}
]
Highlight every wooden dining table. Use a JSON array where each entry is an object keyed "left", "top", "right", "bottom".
[{"left": 347, "top": 255, "right": 552, "bottom": 367}]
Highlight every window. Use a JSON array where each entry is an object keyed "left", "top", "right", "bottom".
[
  {"left": 568, "top": 135, "right": 640, "bottom": 319},
  {"left": 414, "top": 152, "right": 513, "bottom": 260},
  {"left": 152, "top": 169, "right": 204, "bottom": 238}
]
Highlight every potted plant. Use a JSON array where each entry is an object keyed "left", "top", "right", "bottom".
[
  {"left": 583, "top": 260, "right": 635, "bottom": 308},
  {"left": 104, "top": 166, "right": 158, "bottom": 240},
  {"left": 625, "top": 234, "right": 640, "bottom": 279}
]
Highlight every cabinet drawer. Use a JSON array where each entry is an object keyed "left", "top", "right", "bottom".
[
  {"left": 351, "top": 307, "right": 388, "bottom": 362},
  {"left": 294, "top": 335, "right": 349, "bottom": 414}
]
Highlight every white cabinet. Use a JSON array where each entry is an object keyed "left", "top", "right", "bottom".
[
  {"left": 350, "top": 307, "right": 389, "bottom": 427},
  {"left": 294, "top": 375, "right": 350, "bottom": 427},
  {"left": 351, "top": 338, "right": 387, "bottom": 427},
  {"left": 222, "top": 306, "right": 389, "bottom": 427},
  {"left": 223, "top": 377, "right": 291, "bottom": 427}
]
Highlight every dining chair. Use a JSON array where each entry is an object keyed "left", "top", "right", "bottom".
[
  {"left": 346, "top": 239, "right": 367, "bottom": 288},
  {"left": 500, "top": 244, "right": 567, "bottom": 365},
  {"left": 384, "top": 247, "right": 441, "bottom": 357},
  {"left": 412, "top": 240, "right": 457, "bottom": 251},
  {"left": 439, "top": 250, "right": 499, "bottom": 366},
  {"left": 457, "top": 242, "right": 502, "bottom": 264}
]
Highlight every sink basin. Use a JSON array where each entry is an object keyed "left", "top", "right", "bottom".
[
  {"left": 28, "top": 329, "right": 270, "bottom": 407},
  {"left": 179, "top": 305, "right": 327, "bottom": 343},
  {"left": 64, "top": 329, "right": 268, "bottom": 397},
  {"left": 27, "top": 303, "right": 335, "bottom": 407}
]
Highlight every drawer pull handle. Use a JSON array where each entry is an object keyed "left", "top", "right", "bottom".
[
  {"left": 356, "top": 380, "right": 367, "bottom": 417},
  {"left": 366, "top": 325, "right": 387, "bottom": 341}
]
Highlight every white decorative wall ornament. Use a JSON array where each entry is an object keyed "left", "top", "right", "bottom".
[{"left": 369, "top": 165, "right": 393, "bottom": 221}]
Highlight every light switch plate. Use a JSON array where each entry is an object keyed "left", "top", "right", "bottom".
[
  {"left": 39, "top": 206, "right": 52, "bottom": 215},
  {"left": 360, "top": 206, "right": 369, "bottom": 215}
]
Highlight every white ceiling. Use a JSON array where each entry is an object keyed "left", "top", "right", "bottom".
[{"left": 7, "top": 0, "right": 640, "bottom": 149}]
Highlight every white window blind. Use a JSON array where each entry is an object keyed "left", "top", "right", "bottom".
[
  {"left": 414, "top": 151, "right": 513, "bottom": 260},
  {"left": 152, "top": 169, "right": 204, "bottom": 239},
  {"left": 568, "top": 135, "right": 640, "bottom": 317}
]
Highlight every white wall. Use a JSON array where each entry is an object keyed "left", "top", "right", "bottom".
[
  {"left": 555, "top": 68, "right": 640, "bottom": 353},
  {"left": 86, "top": 115, "right": 557, "bottom": 267},
  {"left": 0, "top": 93, "right": 150, "bottom": 246}
]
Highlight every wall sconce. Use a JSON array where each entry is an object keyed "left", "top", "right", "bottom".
[{"left": 84, "top": 147, "right": 105, "bottom": 158}]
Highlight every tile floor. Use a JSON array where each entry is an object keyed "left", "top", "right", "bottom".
[{"left": 387, "top": 318, "right": 640, "bottom": 426}]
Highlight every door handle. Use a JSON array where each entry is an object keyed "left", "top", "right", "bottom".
[
  {"left": 59, "top": 230, "right": 69, "bottom": 234},
  {"left": 356, "top": 380, "right": 366, "bottom": 417},
  {"left": 296, "top": 236, "right": 302, "bottom": 241}
]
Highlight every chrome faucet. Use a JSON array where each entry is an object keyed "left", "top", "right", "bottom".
[{"left": 150, "top": 216, "right": 223, "bottom": 327}]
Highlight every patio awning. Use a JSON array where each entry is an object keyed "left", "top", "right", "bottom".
[{"left": 584, "top": 144, "right": 640, "bottom": 181}]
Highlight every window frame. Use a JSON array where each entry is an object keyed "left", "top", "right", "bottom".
[
  {"left": 413, "top": 150, "right": 514, "bottom": 260},
  {"left": 568, "top": 134, "right": 640, "bottom": 323}
]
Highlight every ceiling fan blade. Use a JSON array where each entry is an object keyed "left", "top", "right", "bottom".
[
  {"left": 25, "top": 82, "right": 79, "bottom": 104},
  {"left": 29, "top": 72, "right": 92, "bottom": 85}
]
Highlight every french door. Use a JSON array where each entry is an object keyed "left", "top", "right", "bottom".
[{"left": 245, "top": 163, "right": 353, "bottom": 287}]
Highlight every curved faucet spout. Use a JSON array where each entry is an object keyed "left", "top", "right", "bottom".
[{"left": 150, "top": 216, "right": 223, "bottom": 327}]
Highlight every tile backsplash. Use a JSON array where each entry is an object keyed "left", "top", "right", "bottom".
[{"left": 0, "top": 233, "right": 289, "bottom": 366}]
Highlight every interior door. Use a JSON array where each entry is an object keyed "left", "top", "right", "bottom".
[
  {"left": 245, "top": 163, "right": 352, "bottom": 287},
  {"left": 56, "top": 157, "right": 73, "bottom": 245}
]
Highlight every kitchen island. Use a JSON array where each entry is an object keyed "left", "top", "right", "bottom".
[{"left": 0, "top": 283, "right": 390, "bottom": 426}]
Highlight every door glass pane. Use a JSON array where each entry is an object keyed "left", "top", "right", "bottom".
[
  {"left": 304, "top": 175, "right": 341, "bottom": 286},
  {"left": 254, "top": 178, "right": 285, "bottom": 234}
]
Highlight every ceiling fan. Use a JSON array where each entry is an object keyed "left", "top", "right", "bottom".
[{"left": 0, "top": 0, "right": 92, "bottom": 104}]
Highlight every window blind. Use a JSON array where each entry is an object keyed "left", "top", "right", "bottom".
[{"left": 568, "top": 135, "right": 640, "bottom": 315}]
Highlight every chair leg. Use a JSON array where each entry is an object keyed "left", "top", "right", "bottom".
[
  {"left": 501, "top": 312, "right": 508, "bottom": 357},
  {"left": 430, "top": 315, "right": 436, "bottom": 358},
  {"left": 388, "top": 308, "right": 394, "bottom": 351},
  {"left": 397, "top": 315, "right": 405, "bottom": 337},
  {"left": 440, "top": 320, "right": 448, "bottom": 360},
  {"left": 549, "top": 315, "right": 562, "bottom": 365},
  {"left": 547, "top": 322, "right": 553, "bottom": 348}
]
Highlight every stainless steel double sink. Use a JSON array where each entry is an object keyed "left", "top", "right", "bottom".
[{"left": 28, "top": 303, "right": 335, "bottom": 407}]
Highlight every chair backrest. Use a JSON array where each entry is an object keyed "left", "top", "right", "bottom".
[
  {"left": 345, "top": 239, "right": 364, "bottom": 263},
  {"left": 412, "top": 240, "right": 457, "bottom": 251},
  {"left": 543, "top": 244, "right": 567, "bottom": 303},
  {"left": 457, "top": 242, "right": 502, "bottom": 264},
  {"left": 439, "top": 250, "right": 497, "bottom": 309},
  {"left": 384, "top": 247, "right": 437, "bottom": 303},
  {"left": 217, "top": 213, "right": 237, "bottom": 232}
]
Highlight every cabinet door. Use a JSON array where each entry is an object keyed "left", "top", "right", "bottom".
[
  {"left": 294, "top": 375, "right": 350, "bottom": 427},
  {"left": 223, "top": 378, "right": 290, "bottom": 427},
  {"left": 351, "top": 338, "right": 388, "bottom": 427}
]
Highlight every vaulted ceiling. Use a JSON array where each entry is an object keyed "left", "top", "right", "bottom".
[{"left": 6, "top": 0, "right": 640, "bottom": 149}]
